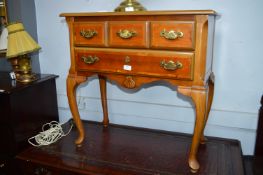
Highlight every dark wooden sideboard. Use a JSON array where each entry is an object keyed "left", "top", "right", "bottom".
[
  {"left": 0, "top": 72, "right": 59, "bottom": 175},
  {"left": 16, "top": 121, "right": 245, "bottom": 175}
]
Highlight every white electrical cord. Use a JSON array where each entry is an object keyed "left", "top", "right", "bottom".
[{"left": 28, "top": 121, "right": 73, "bottom": 147}]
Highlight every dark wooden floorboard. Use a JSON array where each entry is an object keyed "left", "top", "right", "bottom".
[{"left": 17, "top": 121, "right": 245, "bottom": 175}]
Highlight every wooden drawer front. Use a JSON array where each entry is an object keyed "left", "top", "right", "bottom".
[
  {"left": 108, "top": 22, "right": 148, "bottom": 48},
  {"left": 150, "top": 21, "right": 195, "bottom": 50},
  {"left": 76, "top": 49, "right": 194, "bottom": 80},
  {"left": 74, "top": 22, "right": 106, "bottom": 47}
]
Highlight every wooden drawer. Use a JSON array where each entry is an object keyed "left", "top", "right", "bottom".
[
  {"left": 150, "top": 21, "right": 195, "bottom": 50},
  {"left": 74, "top": 22, "right": 106, "bottom": 47},
  {"left": 108, "top": 21, "right": 148, "bottom": 48},
  {"left": 76, "top": 48, "right": 194, "bottom": 80}
]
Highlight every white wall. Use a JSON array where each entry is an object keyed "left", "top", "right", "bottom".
[{"left": 34, "top": 0, "right": 263, "bottom": 155}]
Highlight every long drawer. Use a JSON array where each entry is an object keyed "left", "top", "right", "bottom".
[{"left": 75, "top": 48, "right": 194, "bottom": 80}]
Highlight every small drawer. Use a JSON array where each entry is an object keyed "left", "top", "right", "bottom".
[
  {"left": 150, "top": 21, "right": 195, "bottom": 50},
  {"left": 108, "top": 21, "right": 148, "bottom": 48},
  {"left": 73, "top": 22, "right": 106, "bottom": 47},
  {"left": 76, "top": 48, "right": 194, "bottom": 80}
]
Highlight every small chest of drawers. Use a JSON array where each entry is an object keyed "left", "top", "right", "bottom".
[{"left": 60, "top": 10, "right": 216, "bottom": 172}]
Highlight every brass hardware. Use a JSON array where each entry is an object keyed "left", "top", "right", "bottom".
[
  {"left": 80, "top": 29, "right": 98, "bottom": 39},
  {"left": 160, "top": 29, "right": 184, "bottom": 40},
  {"left": 123, "top": 76, "right": 136, "bottom": 89},
  {"left": 114, "top": 0, "right": 146, "bottom": 12},
  {"left": 117, "top": 29, "right": 136, "bottom": 39},
  {"left": 82, "top": 55, "right": 99, "bottom": 64},
  {"left": 160, "top": 60, "right": 183, "bottom": 70},
  {"left": 0, "top": 0, "right": 8, "bottom": 22},
  {"left": 124, "top": 56, "right": 131, "bottom": 63},
  {"left": 8, "top": 55, "right": 38, "bottom": 83}
]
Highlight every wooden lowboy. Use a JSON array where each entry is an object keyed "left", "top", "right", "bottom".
[{"left": 60, "top": 10, "right": 216, "bottom": 173}]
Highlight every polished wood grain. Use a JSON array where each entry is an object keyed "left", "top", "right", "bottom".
[
  {"left": 16, "top": 121, "right": 244, "bottom": 175},
  {"left": 67, "top": 74, "right": 87, "bottom": 144},
  {"left": 192, "top": 15, "right": 210, "bottom": 87},
  {"left": 108, "top": 21, "right": 148, "bottom": 48},
  {"left": 99, "top": 75, "right": 109, "bottom": 127},
  {"left": 62, "top": 10, "right": 216, "bottom": 172},
  {"left": 60, "top": 10, "right": 216, "bottom": 17},
  {"left": 178, "top": 86, "right": 208, "bottom": 172},
  {"left": 150, "top": 21, "right": 195, "bottom": 50},
  {"left": 74, "top": 22, "right": 106, "bottom": 47},
  {"left": 201, "top": 75, "right": 214, "bottom": 144},
  {"left": 75, "top": 48, "right": 194, "bottom": 80}
]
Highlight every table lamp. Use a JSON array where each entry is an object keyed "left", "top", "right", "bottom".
[
  {"left": 6, "top": 22, "right": 41, "bottom": 83},
  {"left": 114, "top": 0, "right": 146, "bottom": 12},
  {"left": 0, "top": 2, "right": 6, "bottom": 17}
]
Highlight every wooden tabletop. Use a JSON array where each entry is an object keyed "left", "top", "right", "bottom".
[
  {"left": 17, "top": 121, "right": 244, "bottom": 175},
  {"left": 60, "top": 10, "right": 216, "bottom": 17}
]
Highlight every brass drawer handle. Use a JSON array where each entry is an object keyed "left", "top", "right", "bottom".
[
  {"left": 160, "top": 60, "right": 183, "bottom": 70},
  {"left": 82, "top": 55, "right": 99, "bottom": 64},
  {"left": 80, "top": 29, "right": 98, "bottom": 39},
  {"left": 160, "top": 29, "right": 184, "bottom": 40},
  {"left": 117, "top": 29, "right": 136, "bottom": 39}
]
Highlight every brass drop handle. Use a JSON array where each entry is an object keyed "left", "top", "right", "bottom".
[
  {"left": 80, "top": 29, "right": 98, "bottom": 39},
  {"left": 160, "top": 60, "right": 183, "bottom": 70},
  {"left": 160, "top": 29, "right": 184, "bottom": 40},
  {"left": 117, "top": 29, "right": 136, "bottom": 39},
  {"left": 82, "top": 55, "right": 99, "bottom": 64}
]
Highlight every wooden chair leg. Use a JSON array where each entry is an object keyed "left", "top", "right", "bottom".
[
  {"left": 178, "top": 86, "right": 208, "bottom": 173},
  {"left": 67, "top": 74, "right": 87, "bottom": 145},
  {"left": 99, "top": 76, "right": 109, "bottom": 127}
]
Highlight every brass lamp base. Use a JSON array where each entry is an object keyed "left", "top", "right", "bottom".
[
  {"left": 16, "top": 73, "right": 37, "bottom": 83},
  {"left": 8, "top": 55, "right": 38, "bottom": 83},
  {"left": 114, "top": 0, "right": 146, "bottom": 12}
]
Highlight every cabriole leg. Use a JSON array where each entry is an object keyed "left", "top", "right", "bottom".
[
  {"left": 178, "top": 86, "right": 208, "bottom": 173},
  {"left": 67, "top": 74, "right": 87, "bottom": 145},
  {"left": 99, "top": 76, "right": 109, "bottom": 127},
  {"left": 200, "top": 77, "right": 214, "bottom": 144}
]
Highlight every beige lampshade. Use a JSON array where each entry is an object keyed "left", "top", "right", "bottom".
[{"left": 6, "top": 22, "right": 41, "bottom": 58}]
